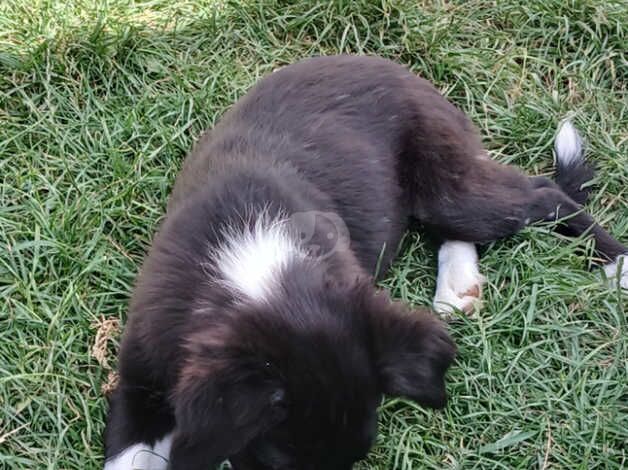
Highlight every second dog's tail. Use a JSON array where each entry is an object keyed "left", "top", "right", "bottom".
[{"left": 554, "top": 121, "right": 595, "bottom": 205}]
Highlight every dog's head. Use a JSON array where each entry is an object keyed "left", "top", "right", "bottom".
[{"left": 173, "top": 271, "right": 455, "bottom": 469}]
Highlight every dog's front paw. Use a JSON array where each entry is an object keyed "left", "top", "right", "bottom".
[
  {"left": 433, "top": 241, "right": 485, "bottom": 318},
  {"left": 603, "top": 254, "right": 628, "bottom": 290}
]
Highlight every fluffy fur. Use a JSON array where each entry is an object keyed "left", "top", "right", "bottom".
[{"left": 104, "top": 55, "right": 626, "bottom": 470}]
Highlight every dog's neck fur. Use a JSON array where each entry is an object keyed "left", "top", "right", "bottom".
[
  {"left": 163, "top": 163, "right": 363, "bottom": 307},
  {"left": 211, "top": 208, "right": 306, "bottom": 302}
]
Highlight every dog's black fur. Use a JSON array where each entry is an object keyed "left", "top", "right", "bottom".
[{"left": 105, "top": 55, "right": 626, "bottom": 470}]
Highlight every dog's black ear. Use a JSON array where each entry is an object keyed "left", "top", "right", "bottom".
[
  {"left": 168, "top": 358, "right": 287, "bottom": 470},
  {"left": 365, "top": 290, "right": 456, "bottom": 408}
]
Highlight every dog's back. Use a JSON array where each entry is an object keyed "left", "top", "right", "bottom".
[{"left": 169, "top": 55, "right": 487, "bottom": 273}]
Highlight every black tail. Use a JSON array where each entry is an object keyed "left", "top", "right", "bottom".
[{"left": 554, "top": 120, "right": 595, "bottom": 205}]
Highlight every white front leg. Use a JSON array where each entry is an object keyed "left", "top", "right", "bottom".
[{"left": 104, "top": 433, "right": 172, "bottom": 470}]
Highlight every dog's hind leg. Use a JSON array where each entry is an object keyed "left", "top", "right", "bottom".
[
  {"left": 536, "top": 120, "right": 627, "bottom": 287},
  {"left": 429, "top": 181, "right": 627, "bottom": 316},
  {"left": 423, "top": 117, "right": 626, "bottom": 293},
  {"left": 525, "top": 186, "right": 627, "bottom": 287},
  {"left": 432, "top": 241, "right": 486, "bottom": 317}
]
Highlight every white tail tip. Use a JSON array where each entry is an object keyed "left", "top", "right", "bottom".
[{"left": 555, "top": 120, "right": 584, "bottom": 166}]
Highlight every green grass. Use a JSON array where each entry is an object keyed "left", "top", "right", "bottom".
[{"left": 1, "top": 0, "right": 626, "bottom": 468}]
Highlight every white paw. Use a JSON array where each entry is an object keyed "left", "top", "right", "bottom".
[
  {"left": 433, "top": 241, "right": 486, "bottom": 317},
  {"left": 603, "top": 254, "right": 628, "bottom": 290},
  {"left": 104, "top": 434, "right": 172, "bottom": 470}
]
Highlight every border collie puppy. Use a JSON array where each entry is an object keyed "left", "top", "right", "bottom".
[{"left": 104, "top": 55, "right": 627, "bottom": 470}]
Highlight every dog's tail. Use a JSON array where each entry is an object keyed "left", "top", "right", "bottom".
[{"left": 554, "top": 120, "right": 595, "bottom": 205}]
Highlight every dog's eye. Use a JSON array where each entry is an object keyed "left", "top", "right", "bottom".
[{"left": 270, "top": 389, "right": 286, "bottom": 406}]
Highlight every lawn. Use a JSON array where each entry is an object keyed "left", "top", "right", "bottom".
[{"left": 1, "top": 0, "right": 626, "bottom": 468}]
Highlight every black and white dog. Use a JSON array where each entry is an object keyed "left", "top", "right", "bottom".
[{"left": 104, "top": 55, "right": 627, "bottom": 470}]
